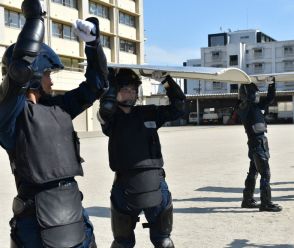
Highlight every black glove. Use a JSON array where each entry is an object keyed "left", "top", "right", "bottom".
[
  {"left": 161, "top": 75, "right": 186, "bottom": 101},
  {"left": 21, "top": 0, "right": 45, "bottom": 19}
]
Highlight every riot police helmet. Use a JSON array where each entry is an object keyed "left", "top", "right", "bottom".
[
  {"left": 114, "top": 68, "right": 142, "bottom": 107},
  {"left": 1, "top": 43, "right": 64, "bottom": 90},
  {"left": 116, "top": 68, "right": 142, "bottom": 91},
  {"left": 238, "top": 83, "right": 260, "bottom": 103}
]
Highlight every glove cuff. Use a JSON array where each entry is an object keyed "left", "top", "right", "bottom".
[{"left": 85, "top": 17, "right": 100, "bottom": 47}]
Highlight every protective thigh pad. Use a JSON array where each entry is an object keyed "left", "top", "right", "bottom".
[
  {"left": 124, "top": 169, "right": 162, "bottom": 209},
  {"left": 153, "top": 199, "right": 173, "bottom": 235},
  {"left": 35, "top": 182, "right": 85, "bottom": 248},
  {"left": 111, "top": 201, "right": 137, "bottom": 240},
  {"left": 252, "top": 122, "right": 267, "bottom": 134}
]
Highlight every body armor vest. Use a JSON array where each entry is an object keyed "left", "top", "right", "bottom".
[
  {"left": 238, "top": 103, "right": 267, "bottom": 139},
  {"left": 108, "top": 106, "right": 163, "bottom": 172},
  {"left": 11, "top": 100, "right": 83, "bottom": 184}
]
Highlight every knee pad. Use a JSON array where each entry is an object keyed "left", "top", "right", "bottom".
[
  {"left": 152, "top": 199, "right": 173, "bottom": 236},
  {"left": 253, "top": 155, "right": 271, "bottom": 181},
  {"left": 111, "top": 201, "right": 138, "bottom": 241}
]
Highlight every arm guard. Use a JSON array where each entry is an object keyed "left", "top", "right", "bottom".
[
  {"left": 161, "top": 75, "right": 186, "bottom": 112},
  {"left": 259, "top": 81, "right": 276, "bottom": 109},
  {"left": 9, "top": 0, "right": 45, "bottom": 84},
  {"left": 84, "top": 17, "right": 109, "bottom": 98},
  {"left": 1, "top": 0, "right": 44, "bottom": 103},
  {"left": 161, "top": 75, "right": 186, "bottom": 101},
  {"left": 98, "top": 69, "right": 117, "bottom": 124}
]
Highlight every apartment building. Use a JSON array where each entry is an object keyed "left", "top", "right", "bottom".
[
  {"left": 0, "top": 0, "right": 144, "bottom": 131},
  {"left": 185, "top": 29, "right": 294, "bottom": 94},
  {"left": 184, "top": 30, "right": 294, "bottom": 124}
]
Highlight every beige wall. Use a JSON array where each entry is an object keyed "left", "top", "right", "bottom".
[
  {"left": 50, "top": 2, "right": 79, "bottom": 23},
  {"left": 51, "top": 37, "right": 80, "bottom": 57},
  {"left": 117, "top": 0, "right": 136, "bottom": 13},
  {"left": 118, "top": 24, "right": 136, "bottom": 40}
]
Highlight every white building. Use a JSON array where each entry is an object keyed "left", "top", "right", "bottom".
[
  {"left": 185, "top": 29, "right": 294, "bottom": 95},
  {"left": 184, "top": 30, "right": 294, "bottom": 124},
  {"left": 0, "top": 0, "right": 144, "bottom": 132}
]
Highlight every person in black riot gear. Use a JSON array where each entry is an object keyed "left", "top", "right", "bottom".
[
  {"left": 97, "top": 69, "right": 186, "bottom": 248},
  {"left": 237, "top": 81, "right": 282, "bottom": 212},
  {"left": 0, "top": 0, "right": 109, "bottom": 246}
]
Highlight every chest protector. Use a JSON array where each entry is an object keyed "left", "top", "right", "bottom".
[
  {"left": 12, "top": 101, "right": 83, "bottom": 184},
  {"left": 239, "top": 103, "right": 267, "bottom": 138},
  {"left": 108, "top": 106, "right": 163, "bottom": 172}
]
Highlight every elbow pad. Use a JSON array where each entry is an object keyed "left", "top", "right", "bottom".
[
  {"left": 13, "top": 0, "right": 45, "bottom": 59},
  {"left": 9, "top": 0, "right": 45, "bottom": 84},
  {"left": 13, "top": 18, "right": 44, "bottom": 60},
  {"left": 162, "top": 75, "right": 186, "bottom": 101}
]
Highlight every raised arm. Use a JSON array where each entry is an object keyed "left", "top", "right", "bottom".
[
  {"left": 52, "top": 17, "right": 109, "bottom": 119},
  {"left": 155, "top": 75, "right": 186, "bottom": 127},
  {"left": 258, "top": 80, "right": 276, "bottom": 109},
  {"left": 0, "top": 0, "right": 45, "bottom": 149}
]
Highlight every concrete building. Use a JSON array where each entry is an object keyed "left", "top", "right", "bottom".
[
  {"left": 0, "top": 0, "right": 144, "bottom": 131},
  {"left": 184, "top": 29, "right": 294, "bottom": 124}
]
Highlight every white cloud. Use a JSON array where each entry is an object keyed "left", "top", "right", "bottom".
[{"left": 144, "top": 45, "right": 201, "bottom": 66}]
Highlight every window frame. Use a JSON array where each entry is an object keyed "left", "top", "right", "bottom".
[{"left": 52, "top": 21, "right": 78, "bottom": 41}]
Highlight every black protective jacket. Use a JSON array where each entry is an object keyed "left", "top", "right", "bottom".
[
  {"left": 102, "top": 101, "right": 185, "bottom": 172},
  {"left": 237, "top": 83, "right": 276, "bottom": 140}
]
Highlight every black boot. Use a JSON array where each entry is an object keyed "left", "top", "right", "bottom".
[
  {"left": 241, "top": 176, "right": 259, "bottom": 208},
  {"left": 153, "top": 237, "right": 175, "bottom": 248},
  {"left": 259, "top": 185, "right": 282, "bottom": 212},
  {"left": 259, "top": 202, "right": 282, "bottom": 212},
  {"left": 241, "top": 198, "right": 260, "bottom": 208}
]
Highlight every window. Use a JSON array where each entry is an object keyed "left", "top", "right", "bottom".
[
  {"left": 101, "top": 34, "right": 110, "bottom": 48},
  {"left": 229, "top": 55, "right": 238, "bottom": 66},
  {"left": 52, "top": 22, "right": 77, "bottom": 41},
  {"left": 119, "top": 12, "right": 135, "bottom": 27},
  {"left": 284, "top": 46, "right": 294, "bottom": 56},
  {"left": 52, "top": 0, "right": 78, "bottom": 9},
  {"left": 4, "top": 9, "right": 25, "bottom": 29},
  {"left": 212, "top": 51, "right": 221, "bottom": 59},
  {"left": 253, "top": 63, "right": 263, "bottom": 73},
  {"left": 284, "top": 60, "right": 294, "bottom": 72},
  {"left": 230, "top": 84, "right": 238, "bottom": 93},
  {"left": 212, "top": 82, "right": 222, "bottom": 90},
  {"left": 253, "top": 48, "right": 263, "bottom": 58},
  {"left": 89, "top": 2, "right": 109, "bottom": 19},
  {"left": 120, "top": 39, "right": 136, "bottom": 54},
  {"left": 210, "top": 35, "right": 226, "bottom": 46},
  {"left": 60, "top": 56, "right": 83, "bottom": 72}
]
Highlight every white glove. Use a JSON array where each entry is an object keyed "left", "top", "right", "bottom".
[
  {"left": 265, "top": 76, "right": 275, "bottom": 85},
  {"left": 72, "top": 19, "right": 96, "bottom": 42}
]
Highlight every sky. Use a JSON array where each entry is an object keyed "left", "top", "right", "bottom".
[{"left": 143, "top": 0, "right": 294, "bottom": 66}]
